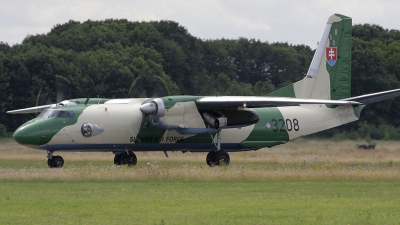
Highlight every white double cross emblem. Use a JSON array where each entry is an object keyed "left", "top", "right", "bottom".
[{"left": 328, "top": 48, "right": 335, "bottom": 60}]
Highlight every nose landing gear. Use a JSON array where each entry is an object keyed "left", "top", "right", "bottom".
[{"left": 47, "top": 151, "right": 64, "bottom": 168}]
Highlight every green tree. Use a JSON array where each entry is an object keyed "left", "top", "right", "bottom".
[{"left": 253, "top": 81, "right": 275, "bottom": 96}]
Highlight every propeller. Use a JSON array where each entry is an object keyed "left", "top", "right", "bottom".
[
  {"left": 139, "top": 98, "right": 165, "bottom": 127},
  {"left": 128, "top": 75, "right": 171, "bottom": 98}
]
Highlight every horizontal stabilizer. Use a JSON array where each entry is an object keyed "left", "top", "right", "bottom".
[
  {"left": 342, "top": 89, "right": 400, "bottom": 105},
  {"left": 197, "top": 96, "right": 361, "bottom": 108}
]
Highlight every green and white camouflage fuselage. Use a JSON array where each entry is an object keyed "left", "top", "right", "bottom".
[{"left": 13, "top": 96, "right": 363, "bottom": 153}]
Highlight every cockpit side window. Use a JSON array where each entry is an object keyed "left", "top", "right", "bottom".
[
  {"left": 47, "top": 110, "right": 59, "bottom": 118},
  {"left": 38, "top": 109, "right": 76, "bottom": 119},
  {"left": 37, "top": 109, "right": 50, "bottom": 118},
  {"left": 57, "top": 111, "right": 68, "bottom": 118},
  {"left": 67, "top": 111, "right": 75, "bottom": 119},
  {"left": 37, "top": 109, "right": 58, "bottom": 118}
]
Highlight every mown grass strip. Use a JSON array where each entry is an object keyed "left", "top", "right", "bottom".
[
  {"left": 1, "top": 165, "right": 400, "bottom": 182},
  {"left": 1, "top": 180, "right": 399, "bottom": 225}
]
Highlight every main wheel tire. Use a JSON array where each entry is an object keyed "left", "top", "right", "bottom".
[
  {"left": 212, "top": 150, "right": 230, "bottom": 166},
  {"left": 124, "top": 154, "right": 137, "bottom": 167},
  {"left": 206, "top": 151, "right": 216, "bottom": 166},
  {"left": 114, "top": 153, "right": 122, "bottom": 165},
  {"left": 47, "top": 159, "right": 52, "bottom": 168},
  {"left": 51, "top": 156, "right": 64, "bottom": 168},
  {"left": 120, "top": 151, "right": 137, "bottom": 167}
]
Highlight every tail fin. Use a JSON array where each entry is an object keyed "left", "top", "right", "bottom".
[{"left": 267, "top": 14, "right": 352, "bottom": 100}]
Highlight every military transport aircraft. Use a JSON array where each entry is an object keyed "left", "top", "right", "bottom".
[{"left": 8, "top": 14, "right": 400, "bottom": 168}]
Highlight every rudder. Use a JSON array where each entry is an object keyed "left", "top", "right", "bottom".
[{"left": 328, "top": 14, "right": 352, "bottom": 100}]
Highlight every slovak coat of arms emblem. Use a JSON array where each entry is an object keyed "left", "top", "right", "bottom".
[{"left": 326, "top": 47, "right": 337, "bottom": 66}]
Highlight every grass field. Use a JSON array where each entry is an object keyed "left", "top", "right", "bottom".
[{"left": 1, "top": 138, "right": 400, "bottom": 224}]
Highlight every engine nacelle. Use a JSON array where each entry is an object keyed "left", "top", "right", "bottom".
[
  {"left": 139, "top": 98, "right": 165, "bottom": 127},
  {"left": 203, "top": 112, "right": 227, "bottom": 129},
  {"left": 57, "top": 100, "right": 76, "bottom": 106}
]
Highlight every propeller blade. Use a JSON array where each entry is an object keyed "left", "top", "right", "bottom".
[
  {"left": 55, "top": 75, "right": 71, "bottom": 103},
  {"left": 6, "top": 104, "right": 55, "bottom": 114},
  {"left": 57, "top": 83, "right": 66, "bottom": 103}
]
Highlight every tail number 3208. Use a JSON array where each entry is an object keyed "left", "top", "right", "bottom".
[{"left": 271, "top": 119, "right": 299, "bottom": 132}]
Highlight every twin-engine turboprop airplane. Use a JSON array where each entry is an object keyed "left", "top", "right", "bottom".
[{"left": 8, "top": 14, "right": 400, "bottom": 168}]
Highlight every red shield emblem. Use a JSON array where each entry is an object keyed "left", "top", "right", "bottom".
[{"left": 326, "top": 47, "right": 337, "bottom": 66}]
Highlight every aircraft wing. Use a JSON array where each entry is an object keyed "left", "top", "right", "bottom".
[
  {"left": 341, "top": 89, "right": 400, "bottom": 104},
  {"left": 6, "top": 104, "right": 55, "bottom": 114},
  {"left": 196, "top": 96, "right": 362, "bottom": 108}
]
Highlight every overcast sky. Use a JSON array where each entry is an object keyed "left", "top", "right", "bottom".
[{"left": 1, "top": 0, "right": 399, "bottom": 48}]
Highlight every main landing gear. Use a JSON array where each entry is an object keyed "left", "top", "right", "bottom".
[
  {"left": 47, "top": 151, "right": 64, "bottom": 168},
  {"left": 206, "top": 150, "right": 230, "bottom": 166},
  {"left": 46, "top": 150, "right": 137, "bottom": 168},
  {"left": 114, "top": 150, "right": 137, "bottom": 167},
  {"left": 206, "top": 129, "right": 230, "bottom": 166}
]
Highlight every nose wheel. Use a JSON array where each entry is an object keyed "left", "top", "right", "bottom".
[{"left": 47, "top": 152, "right": 64, "bottom": 168}]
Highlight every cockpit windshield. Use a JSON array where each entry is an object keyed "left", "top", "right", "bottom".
[{"left": 37, "top": 109, "right": 76, "bottom": 119}]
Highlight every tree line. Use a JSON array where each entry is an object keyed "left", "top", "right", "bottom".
[{"left": 1, "top": 19, "right": 400, "bottom": 140}]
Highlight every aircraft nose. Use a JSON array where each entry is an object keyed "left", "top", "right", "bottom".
[{"left": 13, "top": 123, "right": 42, "bottom": 148}]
